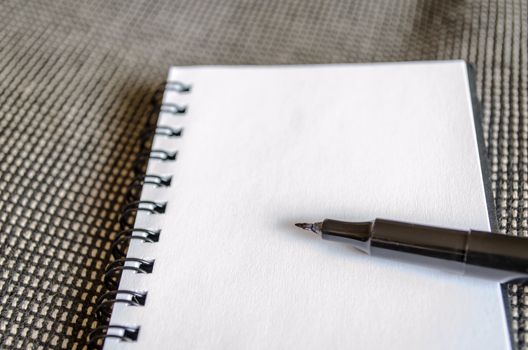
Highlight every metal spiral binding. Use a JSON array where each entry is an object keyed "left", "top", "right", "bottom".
[
  {"left": 87, "top": 325, "right": 140, "bottom": 347},
  {"left": 95, "top": 290, "right": 148, "bottom": 319},
  {"left": 111, "top": 228, "right": 161, "bottom": 259},
  {"left": 88, "top": 81, "right": 191, "bottom": 347}
]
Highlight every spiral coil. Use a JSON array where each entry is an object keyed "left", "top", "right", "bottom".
[{"left": 88, "top": 81, "right": 191, "bottom": 347}]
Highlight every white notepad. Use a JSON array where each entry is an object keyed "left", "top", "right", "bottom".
[{"left": 106, "top": 62, "right": 510, "bottom": 349}]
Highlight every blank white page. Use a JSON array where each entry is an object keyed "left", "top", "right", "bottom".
[{"left": 107, "top": 62, "right": 510, "bottom": 350}]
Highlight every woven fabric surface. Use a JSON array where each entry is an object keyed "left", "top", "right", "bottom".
[{"left": 0, "top": 0, "right": 526, "bottom": 349}]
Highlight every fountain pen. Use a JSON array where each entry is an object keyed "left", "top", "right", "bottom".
[{"left": 295, "top": 218, "right": 528, "bottom": 282}]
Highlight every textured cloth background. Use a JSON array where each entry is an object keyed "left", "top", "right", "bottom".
[{"left": 0, "top": 0, "right": 526, "bottom": 349}]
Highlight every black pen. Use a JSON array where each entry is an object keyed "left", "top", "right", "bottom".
[{"left": 295, "top": 218, "right": 528, "bottom": 282}]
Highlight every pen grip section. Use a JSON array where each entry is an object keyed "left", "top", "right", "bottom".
[{"left": 321, "top": 219, "right": 372, "bottom": 253}]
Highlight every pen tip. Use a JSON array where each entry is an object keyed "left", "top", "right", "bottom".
[
  {"left": 294, "top": 222, "right": 323, "bottom": 234},
  {"left": 295, "top": 223, "right": 311, "bottom": 229}
]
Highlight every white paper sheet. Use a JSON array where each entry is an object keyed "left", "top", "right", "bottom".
[{"left": 106, "top": 62, "right": 510, "bottom": 350}]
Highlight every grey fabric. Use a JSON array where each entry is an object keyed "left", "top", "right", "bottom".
[{"left": 0, "top": 0, "right": 526, "bottom": 348}]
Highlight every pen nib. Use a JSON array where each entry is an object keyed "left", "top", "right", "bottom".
[{"left": 295, "top": 222, "right": 323, "bottom": 235}]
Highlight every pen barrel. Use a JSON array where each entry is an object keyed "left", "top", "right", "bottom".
[
  {"left": 370, "top": 219, "right": 528, "bottom": 280},
  {"left": 321, "top": 218, "right": 528, "bottom": 280},
  {"left": 465, "top": 230, "right": 528, "bottom": 277},
  {"left": 370, "top": 219, "right": 468, "bottom": 272}
]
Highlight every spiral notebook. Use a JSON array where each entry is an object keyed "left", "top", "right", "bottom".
[{"left": 100, "top": 62, "right": 511, "bottom": 349}]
